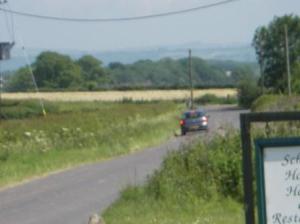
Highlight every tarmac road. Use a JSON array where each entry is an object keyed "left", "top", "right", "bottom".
[{"left": 0, "top": 105, "right": 247, "bottom": 224}]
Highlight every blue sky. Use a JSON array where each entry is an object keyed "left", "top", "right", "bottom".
[{"left": 0, "top": 0, "right": 300, "bottom": 51}]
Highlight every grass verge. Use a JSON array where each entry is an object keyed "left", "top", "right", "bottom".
[
  {"left": 104, "top": 194, "right": 243, "bottom": 224},
  {"left": 0, "top": 101, "right": 180, "bottom": 188}
]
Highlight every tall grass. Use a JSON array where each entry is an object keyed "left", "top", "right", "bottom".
[
  {"left": 0, "top": 100, "right": 59, "bottom": 119},
  {"left": 0, "top": 101, "right": 180, "bottom": 187},
  {"left": 103, "top": 132, "right": 244, "bottom": 224},
  {"left": 251, "top": 94, "right": 300, "bottom": 112}
]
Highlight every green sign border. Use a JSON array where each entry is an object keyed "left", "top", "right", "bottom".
[{"left": 255, "top": 137, "right": 300, "bottom": 224}]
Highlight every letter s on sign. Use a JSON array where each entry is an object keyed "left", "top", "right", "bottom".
[{"left": 282, "top": 154, "right": 290, "bottom": 167}]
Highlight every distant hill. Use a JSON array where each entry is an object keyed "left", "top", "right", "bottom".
[{"left": 0, "top": 43, "right": 256, "bottom": 71}]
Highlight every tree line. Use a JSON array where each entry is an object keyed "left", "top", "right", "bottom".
[{"left": 4, "top": 51, "right": 256, "bottom": 92}]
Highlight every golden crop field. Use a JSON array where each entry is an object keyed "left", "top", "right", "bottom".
[{"left": 2, "top": 89, "right": 237, "bottom": 102}]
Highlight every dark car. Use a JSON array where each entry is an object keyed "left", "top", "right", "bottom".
[{"left": 180, "top": 109, "right": 208, "bottom": 135}]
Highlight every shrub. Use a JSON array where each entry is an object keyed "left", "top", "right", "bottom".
[
  {"left": 238, "top": 78, "right": 262, "bottom": 108},
  {"left": 194, "top": 94, "right": 219, "bottom": 104},
  {"left": 194, "top": 93, "right": 237, "bottom": 105},
  {"left": 145, "top": 132, "right": 243, "bottom": 202}
]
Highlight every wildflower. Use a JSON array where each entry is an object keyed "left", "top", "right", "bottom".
[
  {"left": 40, "top": 147, "right": 49, "bottom": 153},
  {"left": 24, "top": 132, "right": 32, "bottom": 137},
  {"left": 62, "top": 127, "right": 69, "bottom": 132}
]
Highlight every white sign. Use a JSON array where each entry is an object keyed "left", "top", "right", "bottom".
[{"left": 264, "top": 146, "right": 300, "bottom": 224}]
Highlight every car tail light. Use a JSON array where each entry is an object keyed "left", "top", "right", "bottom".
[
  {"left": 201, "top": 116, "right": 208, "bottom": 122},
  {"left": 180, "top": 120, "right": 185, "bottom": 126}
]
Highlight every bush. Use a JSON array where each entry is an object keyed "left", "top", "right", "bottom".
[
  {"left": 238, "top": 78, "right": 262, "bottom": 108},
  {"left": 194, "top": 93, "right": 237, "bottom": 105},
  {"left": 194, "top": 94, "right": 219, "bottom": 104},
  {"left": 145, "top": 132, "right": 243, "bottom": 202}
]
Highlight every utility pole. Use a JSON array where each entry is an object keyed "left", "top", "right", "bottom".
[
  {"left": 0, "top": 1, "right": 5, "bottom": 120},
  {"left": 0, "top": 0, "right": 8, "bottom": 120},
  {"left": 188, "top": 49, "right": 194, "bottom": 109},
  {"left": 0, "top": 63, "right": 2, "bottom": 120},
  {"left": 284, "top": 24, "right": 292, "bottom": 96},
  {"left": 259, "top": 58, "right": 264, "bottom": 94}
]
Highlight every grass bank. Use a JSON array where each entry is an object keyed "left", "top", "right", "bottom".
[
  {"left": 251, "top": 94, "right": 300, "bottom": 112},
  {"left": 103, "top": 133, "right": 244, "bottom": 224},
  {"left": 0, "top": 101, "right": 180, "bottom": 187}
]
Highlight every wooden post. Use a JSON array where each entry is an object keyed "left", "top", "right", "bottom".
[
  {"left": 188, "top": 49, "right": 194, "bottom": 109},
  {"left": 284, "top": 24, "right": 292, "bottom": 96}
]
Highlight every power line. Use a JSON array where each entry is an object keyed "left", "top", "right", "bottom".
[{"left": 0, "top": 0, "right": 239, "bottom": 23}]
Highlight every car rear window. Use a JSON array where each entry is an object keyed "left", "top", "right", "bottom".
[{"left": 184, "top": 111, "right": 205, "bottom": 119}]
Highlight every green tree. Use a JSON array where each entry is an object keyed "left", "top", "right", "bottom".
[
  {"left": 253, "top": 15, "right": 300, "bottom": 92},
  {"left": 77, "top": 55, "right": 111, "bottom": 90},
  {"left": 292, "top": 62, "right": 300, "bottom": 93},
  {"left": 34, "top": 51, "right": 82, "bottom": 89},
  {"left": 238, "top": 77, "right": 262, "bottom": 108},
  {"left": 6, "top": 67, "right": 35, "bottom": 92},
  {"left": 108, "top": 62, "right": 125, "bottom": 70},
  {"left": 77, "top": 55, "right": 104, "bottom": 80}
]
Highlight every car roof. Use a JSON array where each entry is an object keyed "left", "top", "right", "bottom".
[{"left": 183, "top": 109, "right": 206, "bottom": 115}]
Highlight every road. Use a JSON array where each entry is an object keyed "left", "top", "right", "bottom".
[{"left": 0, "top": 106, "right": 246, "bottom": 224}]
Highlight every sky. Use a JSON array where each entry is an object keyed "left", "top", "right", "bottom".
[{"left": 0, "top": 0, "right": 300, "bottom": 51}]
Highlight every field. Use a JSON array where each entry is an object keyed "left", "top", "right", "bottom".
[
  {"left": 2, "top": 89, "right": 236, "bottom": 102},
  {"left": 0, "top": 101, "right": 180, "bottom": 188}
]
